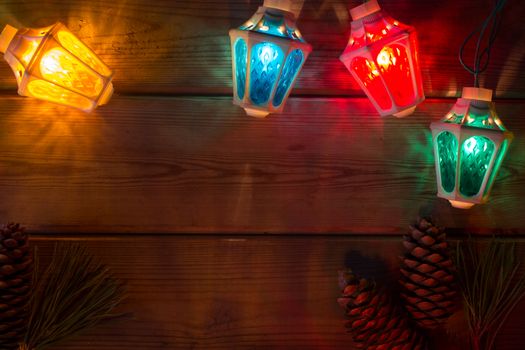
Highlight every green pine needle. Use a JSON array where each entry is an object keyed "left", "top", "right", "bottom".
[
  {"left": 455, "top": 238, "right": 525, "bottom": 350},
  {"left": 21, "top": 242, "right": 126, "bottom": 350}
]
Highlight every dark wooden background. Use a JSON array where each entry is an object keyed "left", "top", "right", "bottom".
[{"left": 0, "top": 0, "right": 524, "bottom": 348}]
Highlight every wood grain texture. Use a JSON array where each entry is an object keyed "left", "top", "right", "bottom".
[
  {"left": 0, "top": 96, "right": 523, "bottom": 234},
  {"left": 0, "top": 0, "right": 523, "bottom": 97},
  {"left": 29, "top": 235, "right": 525, "bottom": 350}
]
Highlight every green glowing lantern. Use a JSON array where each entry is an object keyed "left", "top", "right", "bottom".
[
  {"left": 430, "top": 87, "right": 513, "bottom": 209},
  {"left": 229, "top": 0, "right": 312, "bottom": 118}
]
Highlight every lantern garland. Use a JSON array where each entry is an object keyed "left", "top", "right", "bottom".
[
  {"left": 430, "top": 0, "right": 512, "bottom": 209},
  {"left": 229, "top": 0, "right": 312, "bottom": 118},
  {"left": 0, "top": 22, "right": 113, "bottom": 112},
  {"left": 339, "top": 0, "right": 425, "bottom": 117}
]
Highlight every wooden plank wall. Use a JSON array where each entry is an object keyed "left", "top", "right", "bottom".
[
  {"left": 33, "top": 236, "right": 525, "bottom": 350},
  {"left": 0, "top": 96, "right": 524, "bottom": 234},
  {"left": 0, "top": 0, "right": 524, "bottom": 349}
]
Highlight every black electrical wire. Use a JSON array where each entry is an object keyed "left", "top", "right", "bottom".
[{"left": 459, "top": 0, "right": 508, "bottom": 87}]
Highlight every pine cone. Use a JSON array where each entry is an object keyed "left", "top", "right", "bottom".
[
  {"left": 399, "top": 218, "right": 456, "bottom": 329},
  {"left": 338, "top": 270, "right": 426, "bottom": 350},
  {"left": 0, "top": 223, "right": 32, "bottom": 349}
]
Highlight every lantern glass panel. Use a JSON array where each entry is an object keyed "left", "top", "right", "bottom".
[
  {"left": 9, "top": 27, "right": 51, "bottom": 68},
  {"left": 459, "top": 136, "right": 495, "bottom": 197},
  {"left": 38, "top": 46, "right": 104, "bottom": 98},
  {"left": 437, "top": 131, "right": 458, "bottom": 193},
  {"left": 56, "top": 30, "right": 111, "bottom": 77},
  {"left": 463, "top": 104, "right": 505, "bottom": 130},
  {"left": 363, "top": 16, "right": 391, "bottom": 43},
  {"left": 444, "top": 112, "right": 464, "bottom": 124},
  {"left": 15, "top": 38, "right": 42, "bottom": 67},
  {"left": 26, "top": 78, "right": 93, "bottom": 110},
  {"left": 249, "top": 42, "right": 284, "bottom": 105},
  {"left": 254, "top": 15, "right": 287, "bottom": 38},
  {"left": 483, "top": 139, "right": 510, "bottom": 196},
  {"left": 351, "top": 56, "right": 392, "bottom": 110},
  {"left": 234, "top": 38, "right": 248, "bottom": 99},
  {"left": 238, "top": 5, "right": 306, "bottom": 42},
  {"left": 273, "top": 48, "right": 303, "bottom": 107},
  {"left": 376, "top": 44, "right": 415, "bottom": 107}
]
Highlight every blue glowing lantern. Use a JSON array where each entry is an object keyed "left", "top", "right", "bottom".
[
  {"left": 430, "top": 87, "right": 513, "bottom": 209},
  {"left": 229, "top": 0, "right": 312, "bottom": 118}
]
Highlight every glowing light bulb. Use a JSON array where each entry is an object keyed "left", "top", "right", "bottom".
[
  {"left": 0, "top": 23, "right": 113, "bottom": 112},
  {"left": 41, "top": 50, "right": 62, "bottom": 73},
  {"left": 463, "top": 137, "right": 477, "bottom": 154},
  {"left": 376, "top": 48, "right": 392, "bottom": 68},
  {"left": 259, "top": 45, "right": 278, "bottom": 72}
]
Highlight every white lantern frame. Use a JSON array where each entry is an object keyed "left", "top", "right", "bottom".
[
  {"left": 0, "top": 23, "right": 113, "bottom": 112},
  {"left": 339, "top": 0, "right": 425, "bottom": 118},
  {"left": 430, "top": 87, "right": 513, "bottom": 209},
  {"left": 229, "top": 1, "right": 312, "bottom": 118}
]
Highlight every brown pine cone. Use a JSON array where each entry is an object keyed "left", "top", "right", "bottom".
[
  {"left": 0, "top": 223, "right": 32, "bottom": 350},
  {"left": 338, "top": 269, "right": 426, "bottom": 350},
  {"left": 400, "top": 218, "right": 456, "bottom": 329}
]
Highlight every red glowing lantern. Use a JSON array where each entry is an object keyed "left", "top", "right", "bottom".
[{"left": 340, "top": 0, "right": 424, "bottom": 117}]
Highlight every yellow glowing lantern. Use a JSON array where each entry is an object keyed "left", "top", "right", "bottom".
[{"left": 0, "top": 23, "right": 113, "bottom": 112}]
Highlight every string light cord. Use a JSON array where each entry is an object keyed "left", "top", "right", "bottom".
[{"left": 459, "top": 0, "right": 508, "bottom": 87}]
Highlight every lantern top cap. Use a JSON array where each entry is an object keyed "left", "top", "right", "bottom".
[
  {"left": 350, "top": 0, "right": 381, "bottom": 21},
  {"left": 462, "top": 87, "right": 493, "bottom": 102},
  {"left": 0, "top": 25, "right": 18, "bottom": 54},
  {"left": 264, "top": 0, "right": 293, "bottom": 12}
]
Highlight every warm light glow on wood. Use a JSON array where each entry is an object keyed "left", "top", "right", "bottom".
[{"left": 0, "top": 23, "right": 113, "bottom": 112}]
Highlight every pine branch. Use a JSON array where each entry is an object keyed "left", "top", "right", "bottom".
[
  {"left": 20, "top": 242, "right": 127, "bottom": 350},
  {"left": 455, "top": 238, "right": 525, "bottom": 350}
]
